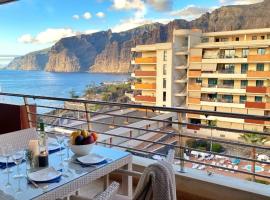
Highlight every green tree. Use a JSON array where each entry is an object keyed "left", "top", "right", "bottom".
[
  {"left": 240, "top": 133, "right": 269, "bottom": 181},
  {"left": 69, "top": 89, "right": 79, "bottom": 98}
]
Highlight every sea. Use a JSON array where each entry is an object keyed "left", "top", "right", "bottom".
[{"left": 0, "top": 70, "right": 129, "bottom": 108}]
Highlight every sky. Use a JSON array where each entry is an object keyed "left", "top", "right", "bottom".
[{"left": 0, "top": 0, "right": 264, "bottom": 65}]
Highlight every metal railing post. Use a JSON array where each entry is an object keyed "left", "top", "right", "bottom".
[
  {"left": 177, "top": 112, "right": 185, "bottom": 173},
  {"left": 84, "top": 102, "right": 91, "bottom": 131},
  {"left": 23, "top": 97, "right": 33, "bottom": 128}
]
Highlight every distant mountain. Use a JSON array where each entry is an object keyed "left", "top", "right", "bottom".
[{"left": 7, "top": 0, "right": 270, "bottom": 73}]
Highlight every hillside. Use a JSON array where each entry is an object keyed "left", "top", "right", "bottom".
[{"left": 7, "top": 0, "right": 270, "bottom": 73}]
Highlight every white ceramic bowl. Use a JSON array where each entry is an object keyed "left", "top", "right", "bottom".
[{"left": 70, "top": 143, "right": 95, "bottom": 156}]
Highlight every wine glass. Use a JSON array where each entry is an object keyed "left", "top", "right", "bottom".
[
  {"left": 0, "top": 144, "right": 14, "bottom": 174},
  {"left": 64, "top": 137, "right": 71, "bottom": 162},
  {"left": 56, "top": 134, "right": 65, "bottom": 155},
  {"left": 12, "top": 150, "right": 25, "bottom": 179}
]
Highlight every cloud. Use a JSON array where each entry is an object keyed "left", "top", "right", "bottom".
[
  {"left": 72, "top": 14, "right": 80, "bottom": 20},
  {"left": 96, "top": 12, "right": 105, "bottom": 18},
  {"left": 146, "top": 0, "right": 173, "bottom": 11},
  {"left": 83, "top": 12, "right": 92, "bottom": 20},
  {"left": 170, "top": 5, "right": 211, "bottom": 21},
  {"left": 17, "top": 34, "right": 34, "bottom": 44},
  {"left": 111, "top": 0, "right": 146, "bottom": 18},
  {"left": 18, "top": 28, "right": 99, "bottom": 44},
  {"left": 112, "top": 17, "right": 170, "bottom": 32},
  {"left": 219, "top": 0, "right": 263, "bottom": 5}
]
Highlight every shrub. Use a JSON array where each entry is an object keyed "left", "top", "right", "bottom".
[{"left": 211, "top": 143, "right": 223, "bottom": 153}]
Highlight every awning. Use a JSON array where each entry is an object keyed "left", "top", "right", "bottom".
[{"left": 202, "top": 63, "right": 217, "bottom": 71}]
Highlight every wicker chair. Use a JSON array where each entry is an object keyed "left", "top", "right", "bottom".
[
  {"left": 0, "top": 128, "right": 38, "bottom": 151},
  {"left": 69, "top": 182, "right": 120, "bottom": 200},
  {"left": 71, "top": 149, "right": 176, "bottom": 200}
]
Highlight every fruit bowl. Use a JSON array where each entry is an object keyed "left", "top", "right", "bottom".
[{"left": 70, "top": 143, "right": 95, "bottom": 156}]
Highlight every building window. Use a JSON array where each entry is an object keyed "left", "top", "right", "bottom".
[
  {"left": 163, "top": 64, "right": 167, "bottom": 75},
  {"left": 208, "top": 78, "right": 217, "bottom": 87},
  {"left": 223, "top": 80, "right": 234, "bottom": 88},
  {"left": 224, "top": 49, "right": 235, "bottom": 58},
  {"left": 220, "top": 38, "right": 228, "bottom": 42},
  {"left": 242, "top": 49, "right": 249, "bottom": 58},
  {"left": 261, "top": 36, "right": 265, "bottom": 40},
  {"left": 240, "top": 96, "right": 247, "bottom": 104},
  {"left": 241, "top": 80, "right": 248, "bottom": 88},
  {"left": 252, "top": 36, "right": 257, "bottom": 40},
  {"left": 256, "top": 80, "right": 264, "bottom": 87},
  {"left": 163, "top": 92, "right": 166, "bottom": 102},
  {"left": 163, "top": 78, "right": 166, "bottom": 89},
  {"left": 195, "top": 78, "right": 202, "bottom": 84},
  {"left": 255, "top": 96, "right": 263, "bottom": 102},
  {"left": 256, "top": 63, "right": 264, "bottom": 71},
  {"left": 235, "top": 37, "right": 239, "bottom": 41},
  {"left": 241, "top": 63, "right": 248, "bottom": 73},
  {"left": 223, "top": 95, "right": 233, "bottom": 103},
  {"left": 163, "top": 51, "right": 167, "bottom": 61},
  {"left": 258, "top": 48, "right": 266, "bottom": 55},
  {"left": 267, "top": 34, "right": 270, "bottom": 39}
]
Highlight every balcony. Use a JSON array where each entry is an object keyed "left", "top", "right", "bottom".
[
  {"left": 202, "top": 57, "right": 248, "bottom": 64},
  {"left": 132, "top": 83, "right": 156, "bottom": 90},
  {"left": 247, "top": 71, "right": 270, "bottom": 78},
  {"left": 201, "top": 84, "right": 246, "bottom": 94},
  {"left": 248, "top": 54, "right": 270, "bottom": 62},
  {"left": 134, "top": 95, "right": 156, "bottom": 103},
  {"left": 245, "top": 101, "right": 266, "bottom": 109},
  {"left": 0, "top": 92, "right": 270, "bottom": 200},
  {"left": 189, "top": 56, "right": 202, "bottom": 63},
  {"left": 188, "top": 70, "right": 201, "bottom": 77},
  {"left": 188, "top": 84, "right": 201, "bottom": 91},
  {"left": 246, "top": 86, "right": 268, "bottom": 94},
  {"left": 201, "top": 71, "right": 247, "bottom": 79},
  {"left": 133, "top": 70, "right": 156, "bottom": 77},
  {"left": 175, "top": 65, "right": 188, "bottom": 70},
  {"left": 134, "top": 57, "right": 156, "bottom": 64}
]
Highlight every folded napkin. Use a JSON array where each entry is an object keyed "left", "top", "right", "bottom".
[{"left": 0, "top": 162, "right": 15, "bottom": 169}]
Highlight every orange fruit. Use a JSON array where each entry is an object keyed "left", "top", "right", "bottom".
[{"left": 92, "top": 132, "right": 98, "bottom": 141}]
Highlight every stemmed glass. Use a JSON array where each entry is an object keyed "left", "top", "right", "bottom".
[
  {"left": 64, "top": 137, "right": 71, "bottom": 162},
  {"left": 56, "top": 134, "right": 65, "bottom": 155},
  {"left": 0, "top": 144, "right": 14, "bottom": 174},
  {"left": 12, "top": 150, "right": 25, "bottom": 179}
]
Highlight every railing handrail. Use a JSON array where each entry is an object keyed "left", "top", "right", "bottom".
[{"left": 1, "top": 92, "right": 270, "bottom": 121}]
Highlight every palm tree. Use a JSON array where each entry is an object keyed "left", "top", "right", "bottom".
[{"left": 240, "top": 133, "right": 269, "bottom": 181}]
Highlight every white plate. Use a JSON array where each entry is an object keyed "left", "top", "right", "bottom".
[
  {"left": 77, "top": 153, "right": 106, "bottom": 164},
  {"left": 0, "top": 157, "right": 13, "bottom": 164},
  {"left": 28, "top": 167, "right": 61, "bottom": 182}
]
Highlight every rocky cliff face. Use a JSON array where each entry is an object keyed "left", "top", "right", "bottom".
[{"left": 7, "top": 0, "right": 270, "bottom": 73}]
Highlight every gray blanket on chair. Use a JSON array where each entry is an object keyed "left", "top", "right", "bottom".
[{"left": 133, "top": 161, "right": 176, "bottom": 200}]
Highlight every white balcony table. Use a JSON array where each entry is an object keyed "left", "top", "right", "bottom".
[{"left": 0, "top": 145, "right": 132, "bottom": 200}]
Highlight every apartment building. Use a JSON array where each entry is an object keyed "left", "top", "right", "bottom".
[
  {"left": 131, "top": 28, "right": 270, "bottom": 141},
  {"left": 131, "top": 29, "right": 202, "bottom": 108},
  {"left": 188, "top": 28, "right": 270, "bottom": 140}
]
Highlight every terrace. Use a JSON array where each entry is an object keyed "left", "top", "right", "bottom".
[{"left": 0, "top": 92, "right": 270, "bottom": 200}]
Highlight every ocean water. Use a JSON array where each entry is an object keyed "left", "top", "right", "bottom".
[{"left": 0, "top": 70, "right": 129, "bottom": 106}]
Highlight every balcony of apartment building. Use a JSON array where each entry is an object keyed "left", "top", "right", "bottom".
[
  {"left": 201, "top": 64, "right": 247, "bottom": 79},
  {"left": 174, "top": 74, "right": 188, "bottom": 83},
  {"left": 134, "top": 94, "right": 156, "bottom": 104},
  {"left": 200, "top": 93, "right": 245, "bottom": 108},
  {"left": 131, "top": 57, "right": 157, "bottom": 65},
  {"left": 202, "top": 49, "right": 248, "bottom": 64},
  {"left": 131, "top": 82, "right": 156, "bottom": 90},
  {"left": 198, "top": 34, "right": 270, "bottom": 49},
  {"left": 201, "top": 79, "right": 246, "bottom": 94},
  {"left": 131, "top": 70, "right": 156, "bottom": 78},
  {"left": 1, "top": 92, "right": 270, "bottom": 200}
]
